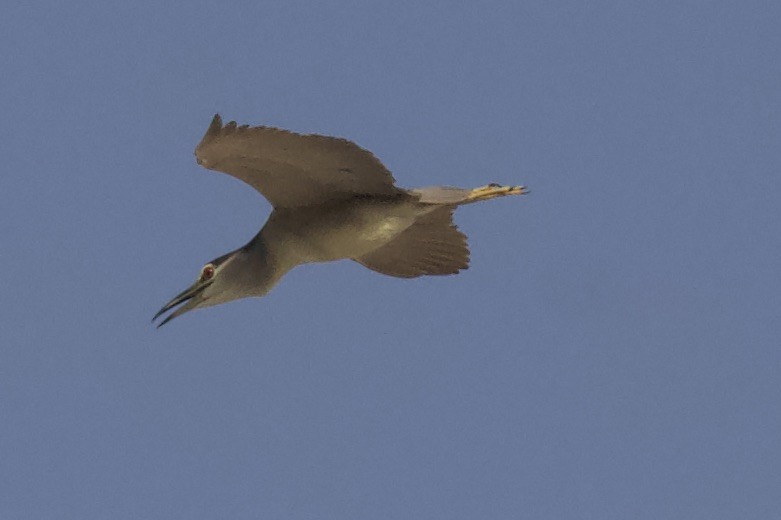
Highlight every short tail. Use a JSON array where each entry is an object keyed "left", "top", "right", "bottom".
[{"left": 410, "top": 183, "right": 528, "bottom": 205}]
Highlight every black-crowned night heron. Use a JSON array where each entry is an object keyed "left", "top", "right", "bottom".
[{"left": 153, "top": 115, "right": 527, "bottom": 327}]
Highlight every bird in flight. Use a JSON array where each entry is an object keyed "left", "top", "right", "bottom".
[{"left": 154, "top": 115, "right": 527, "bottom": 327}]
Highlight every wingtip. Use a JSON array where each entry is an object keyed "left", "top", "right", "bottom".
[
  {"left": 207, "top": 113, "right": 223, "bottom": 133},
  {"left": 195, "top": 114, "right": 225, "bottom": 162}
]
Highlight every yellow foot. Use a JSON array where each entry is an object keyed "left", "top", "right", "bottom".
[{"left": 466, "top": 183, "right": 528, "bottom": 202}]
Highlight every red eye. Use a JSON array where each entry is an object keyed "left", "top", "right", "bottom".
[{"left": 201, "top": 265, "right": 215, "bottom": 281}]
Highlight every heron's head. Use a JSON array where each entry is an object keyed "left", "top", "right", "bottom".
[{"left": 153, "top": 251, "right": 248, "bottom": 327}]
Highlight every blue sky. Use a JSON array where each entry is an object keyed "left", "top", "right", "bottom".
[{"left": 2, "top": 1, "right": 780, "bottom": 518}]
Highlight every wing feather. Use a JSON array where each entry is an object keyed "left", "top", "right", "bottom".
[
  {"left": 354, "top": 208, "right": 470, "bottom": 278},
  {"left": 194, "top": 114, "right": 401, "bottom": 208}
]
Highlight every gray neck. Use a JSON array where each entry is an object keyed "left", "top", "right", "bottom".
[{"left": 236, "top": 230, "right": 295, "bottom": 298}]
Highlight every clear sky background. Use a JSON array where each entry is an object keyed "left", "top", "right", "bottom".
[{"left": 2, "top": 1, "right": 780, "bottom": 518}]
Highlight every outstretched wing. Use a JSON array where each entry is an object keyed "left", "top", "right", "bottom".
[
  {"left": 194, "top": 114, "right": 402, "bottom": 208},
  {"left": 355, "top": 208, "right": 470, "bottom": 278}
]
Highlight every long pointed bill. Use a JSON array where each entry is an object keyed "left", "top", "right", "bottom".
[{"left": 152, "top": 281, "right": 209, "bottom": 328}]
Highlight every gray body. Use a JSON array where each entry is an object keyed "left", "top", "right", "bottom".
[
  {"left": 264, "top": 198, "right": 428, "bottom": 265},
  {"left": 154, "top": 115, "right": 526, "bottom": 326}
]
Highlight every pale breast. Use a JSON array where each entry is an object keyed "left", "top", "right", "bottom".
[{"left": 263, "top": 200, "right": 426, "bottom": 264}]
